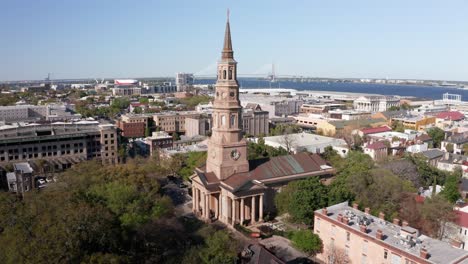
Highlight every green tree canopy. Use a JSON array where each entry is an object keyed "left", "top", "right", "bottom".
[
  {"left": 440, "top": 174, "right": 460, "bottom": 203},
  {"left": 291, "top": 230, "right": 323, "bottom": 256},
  {"left": 427, "top": 127, "right": 445, "bottom": 148},
  {"left": 275, "top": 178, "right": 328, "bottom": 225}
]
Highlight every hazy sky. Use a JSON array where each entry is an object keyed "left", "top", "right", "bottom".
[{"left": 1, "top": 0, "right": 468, "bottom": 81}]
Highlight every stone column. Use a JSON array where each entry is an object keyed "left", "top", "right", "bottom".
[
  {"left": 231, "top": 198, "right": 236, "bottom": 226},
  {"left": 201, "top": 192, "right": 206, "bottom": 219},
  {"left": 240, "top": 198, "right": 245, "bottom": 225},
  {"left": 205, "top": 194, "right": 210, "bottom": 220},
  {"left": 192, "top": 187, "right": 196, "bottom": 212},
  {"left": 259, "top": 194, "right": 264, "bottom": 222},
  {"left": 251, "top": 196, "right": 256, "bottom": 224},
  {"left": 215, "top": 195, "right": 219, "bottom": 219}
]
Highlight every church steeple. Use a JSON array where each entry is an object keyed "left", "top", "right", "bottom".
[
  {"left": 206, "top": 11, "right": 249, "bottom": 180},
  {"left": 222, "top": 10, "right": 233, "bottom": 59}
]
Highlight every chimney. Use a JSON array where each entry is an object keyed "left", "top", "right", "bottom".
[
  {"left": 353, "top": 203, "right": 359, "bottom": 210},
  {"left": 376, "top": 229, "right": 383, "bottom": 240},
  {"left": 420, "top": 248, "right": 429, "bottom": 259},
  {"left": 365, "top": 207, "right": 370, "bottom": 214},
  {"left": 337, "top": 214, "right": 343, "bottom": 223},
  {"left": 322, "top": 208, "right": 328, "bottom": 216},
  {"left": 402, "top": 220, "right": 409, "bottom": 227},
  {"left": 360, "top": 224, "right": 367, "bottom": 233},
  {"left": 379, "top": 212, "right": 385, "bottom": 220},
  {"left": 343, "top": 217, "right": 349, "bottom": 225},
  {"left": 393, "top": 218, "right": 400, "bottom": 226}
]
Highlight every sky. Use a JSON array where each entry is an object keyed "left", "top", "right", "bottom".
[{"left": 1, "top": 0, "right": 468, "bottom": 81}]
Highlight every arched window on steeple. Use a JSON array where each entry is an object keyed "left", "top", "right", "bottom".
[
  {"left": 228, "top": 68, "right": 232, "bottom": 80},
  {"left": 230, "top": 115, "right": 235, "bottom": 127},
  {"left": 223, "top": 70, "right": 227, "bottom": 80},
  {"left": 221, "top": 115, "right": 226, "bottom": 126}
]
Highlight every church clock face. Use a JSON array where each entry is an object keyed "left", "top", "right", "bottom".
[{"left": 230, "top": 149, "right": 240, "bottom": 160}]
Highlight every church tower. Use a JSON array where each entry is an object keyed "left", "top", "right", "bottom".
[{"left": 206, "top": 13, "right": 249, "bottom": 180}]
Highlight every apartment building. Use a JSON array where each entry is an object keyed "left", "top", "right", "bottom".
[
  {"left": 144, "top": 131, "right": 173, "bottom": 157},
  {"left": 273, "top": 100, "right": 303, "bottom": 117},
  {"left": 0, "top": 121, "right": 118, "bottom": 168},
  {"left": 315, "top": 202, "right": 468, "bottom": 264},
  {"left": 153, "top": 111, "right": 200, "bottom": 133},
  {"left": 117, "top": 114, "right": 149, "bottom": 138}
]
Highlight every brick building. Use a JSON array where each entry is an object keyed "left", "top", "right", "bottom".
[
  {"left": 315, "top": 202, "right": 468, "bottom": 264},
  {"left": 117, "top": 114, "right": 149, "bottom": 138}
]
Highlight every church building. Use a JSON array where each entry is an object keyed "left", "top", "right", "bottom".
[{"left": 191, "top": 14, "right": 335, "bottom": 226}]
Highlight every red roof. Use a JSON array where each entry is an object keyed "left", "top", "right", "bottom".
[
  {"left": 361, "top": 125, "right": 392, "bottom": 135},
  {"left": 365, "top": 141, "right": 387, "bottom": 150},
  {"left": 414, "top": 195, "right": 425, "bottom": 203},
  {"left": 456, "top": 209, "right": 468, "bottom": 228},
  {"left": 435, "top": 111, "right": 465, "bottom": 121}
]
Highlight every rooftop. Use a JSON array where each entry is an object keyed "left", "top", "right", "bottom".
[
  {"left": 318, "top": 202, "right": 468, "bottom": 264},
  {"left": 361, "top": 125, "right": 392, "bottom": 135}
]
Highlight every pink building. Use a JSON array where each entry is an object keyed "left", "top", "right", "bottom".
[{"left": 314, "top": 202, "right": 468, "bottom": 264}]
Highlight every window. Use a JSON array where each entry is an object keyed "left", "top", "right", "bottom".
[
  {"left": 362, "top": 240, "right": 368, "bottom": 253},
  {"left": 231, "top": 115, "right": 235, "bottom": 127},
  {"left": 384, "top": 250, "right": 388, "bottom": 259},
  {"left": 391, "top": 254, "right": 401, "bottom": 264},
  {"left": 346, "top": 232, "right": 350, "bottom": 242},
  {"left": 223, "top": 70, "right": 226, "bottom": 79},
  {"left": 331, "top": 225, "right": 336, "bottom": 236},
  {"left": 221, "top": 115, "right": 226, "bottom": 126},
  {"left": 361, "top": 255, "right": 367, "bottom": 264}
]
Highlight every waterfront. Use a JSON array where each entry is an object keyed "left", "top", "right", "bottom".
[{"left": 195, "top": 78, "right": 467, "bottom": 100}]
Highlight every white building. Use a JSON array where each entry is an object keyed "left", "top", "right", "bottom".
[
  {"left": 353, "top": 95, "right": 400, "bottom": 113},
  {"left": 260, "top": 132, "right": 349, "bottom": 157}
]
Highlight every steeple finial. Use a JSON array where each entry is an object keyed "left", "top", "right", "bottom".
[{"left": 222, "top": 9, "right": 233, "bottom": 59}]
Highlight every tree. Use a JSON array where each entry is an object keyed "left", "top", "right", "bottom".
[
  {"left": 133, "top": 106, "right": 143, "bottom": 114},
  {"left": 198, "top": 231, "right": 239, "bottom": 264},
  {"left": 391, "top": 121, "right": 405, "bottom": 133},
  {"left": 280, "top": 132, "right": 296, "bottom": 153},
  {"left": 270, "top": 124, "right": 301, "bottom": 136},
  {"left": 325, "top": 243, "right": 349, "bottom": 264},
  {"left": 445, "top": 143, "right": 454, "bottom": 153},
  {"left": 427, "top": 127, "right": 445, "bottom": 148},
  {"left": 440, "top": 174, "right": 460, "bottom": 203},
  {"left": 291, "top": 230, "right": 323, "bottom": 256},
  {"left": 463, "top": 144, "right": 468, "bottom": 155},
  {"left": 421, "top": 196, "right": 457, "bottom": 239},
  {"left": 275, "top": 178, "right": 328, "bottom": 224}
]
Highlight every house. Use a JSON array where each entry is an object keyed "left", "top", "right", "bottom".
[
  {"left": 363, "top": 141, "right": 388, "bottom": 161},
  {"left": 441, "top": 132, "right": 468, "bottom": 155},
  {"left": 436, "top": 152, "right": 468, "bottom": 173},
  {"left": 7, "top": 162, "right": 34, "bottom": 194},
  {"left": 420, "top": 149, "right": 444, "bottom": 167}
]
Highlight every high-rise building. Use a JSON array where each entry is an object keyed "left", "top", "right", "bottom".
[{"left": 176, "top": 73, "right": 194, "bottom": 92}]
